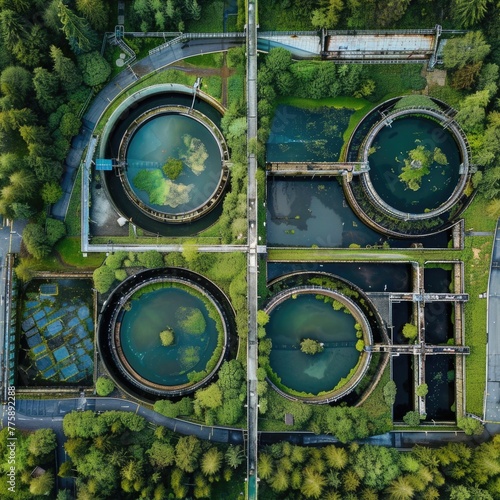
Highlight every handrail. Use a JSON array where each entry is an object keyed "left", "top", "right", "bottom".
[{"left": 357, "top": 106, "right": 471, "bottom": 221}]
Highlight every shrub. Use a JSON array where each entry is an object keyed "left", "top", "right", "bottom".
[
  {"left": 383, "top": 381, "right": 397, "bottom": 406},
  {"left": 115, "top": 269, "right": 127, "bottom": 281},
  {"left": 355, "top": 339, "right": 365, "bottom": 352},
  {"left": 403, "top": 410, "right": 422, "bottom": 427},
  {"left": 402, "top": 323, "right": 418, "bottom": 341},
  {"left": 93, "top": 265, "right": 115, "bottom": 293},
  {"left": 137, "top": 250, "right": 164, "bottom": 269},
  {"left": 160, "top": 328, "right": 175, "bottom": 346},
  {"left": 257, "top": 310, "right": 270, "bottom": 326},
  {"left": 300, "top": 338, "right": 324, "bottom": 355},
  {"left": 105, "top": 251, "right": 127, "bottom": 270},
  {"left": 45, "top": 218, "right": 66, "bottom": 246},
  {"left": 416, "top": 383, "right": 428, "bottom": 397},
  {"left": 96, "top": 377, "right": 115, "bottom": 396}
]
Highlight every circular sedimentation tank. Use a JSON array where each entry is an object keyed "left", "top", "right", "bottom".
[
  {"left": 263, "top": 286, "right": 373, "bottom": 403},
  {"left": 99, "top": 85, "right": 230, "bottom": 233},
  {"left": 98, "top": 268, "right": 234, "bottom": 399},
  {"left": 345, "top": 97, "right": 472, "bottom": 236}
]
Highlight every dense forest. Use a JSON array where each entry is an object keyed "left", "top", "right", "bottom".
[{"left": 2, "top": 413, "right": 500, "bottom": 499}]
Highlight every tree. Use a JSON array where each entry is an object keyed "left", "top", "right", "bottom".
[
  {"left": 201, "top": 447, "right": 223, "bottom": 476},
  {"left": 402, "top": 323, "right": 418, "bottom": 341},
  {"left": 27, "top": 429, "right": 57, "bottom": 458},
  {"left": 137, "top": 250, "right": 164, "bottom": 268},
  {"left": 0, "top": 65, "right": 32, "bottom": 107},
  {"left": 270, "top": 467, "right": 290, "bottom": 492},
  {"left": 225, "top": 445, "right": 244, "bottom": 469},
  {"left": 77, "top": 51, "right": 111, "bottom": 87},
  {"left": 216, "top": 399, "right": 244, "bottom": 425},
  {"left": 33, "top": 67, "right": 61, "bottom": 113},
  {"left": 258, "top": 453, "right": 273, "bottom": 480},
  {"left": 46, "top": 218, "right": 66, "bottom": 246},
  {"left": 29, "top": 471, "right": 54, "bottom": 496},
  {"left": 50, "top": 45, "right": 83, "bottom": 93},
  {"left": 403, "top": 410, "right": 422, "bottom": 427},
  {"left": 96, "top": 376, "right": 115, "bottom": 396},
  {"left": 57, "top": 0, "right": 97, "bottom": 54},
  {"left": 311, "top": 0, "right": 344, "bottom": 28},
  {"left": 56, "top": 490, "right": 74, "bottom": 500},
  {"left": 175, "top": 435, "right": 201, "bottom": 473},
  {"left": 159, "top": 328, "right": 174, "bottom": 346},
  {"left": 300, "top": 338, "right": 324, "bottom": 355},
  {"left": 182, "top": 239, "right": 199, "bottom": 264},
  {"left": 195, "top": 384, "right": 222, "bottom": 410},
  {"left": 11, "top": 202, "right": 35, "bottom": 220},
  {"left": 93, "top": 265, "right": 116, "bottom": 293},
  {"left": 385, "top": 475, "right": 415, "bottom": 500},
  {"left": 0, "top": 10, "right": 28, "bottom": 53},
  {"left": 383, "top": 380, "right": 397, "bottom": 406},
  {"left": 352, "top": 445, "right": 401, "bottom": 489},
  {"left": 105, "top": 251, "right": 127, "bottom": 270},
  {"left": 76, "top": 0, "right": 110, "bottom": 31},
  {"left": 456, "top": 89, "right": 491, "bottom": 135},
  {"left": 452, "top": 0, "right": 492, "bottom": 28},
  {"left": 457, "top": 416, "right": 484, "bottom": 436},
  {"left": 443, "top": 32, "right": 491, "bottom": 69},
  {"left": 22, "top": 223, "right": 51, "bottom": 259},
  {"left": 59, "top": 112, "right": 81, "bottom": 138},
  {"left": 41, "top": 182, "right": 63, "bottom": 205},
  {"left": 451, "top": 62, "right": 483, "bottom": 90},
  {"left": 323, "top": 445, "right": 348, "bottom": 470},
  {"left": 416, "top": 384, "right": 429, "bottom": 397},
  {"left": 147, "top": 441, "right": 175, "bottom": 468},
  {"left": 301, "top": 466, "right": 326, "bottom": 499},
  {"left": 257, "top": 310, "right": 270, "bottom": 326},
  {"left": 217, "top": 360, "right": 245, "bottom": 392}
]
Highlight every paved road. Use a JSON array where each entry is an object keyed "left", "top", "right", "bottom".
[
  {"left": 485, "top": 220, "right": 500, "bottom": 422},
  {"left": 0, "top": 220, "right": 25, "bottom": 401}
]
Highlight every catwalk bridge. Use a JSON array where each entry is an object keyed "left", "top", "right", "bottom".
[
  {"left": 266, "top": 161, "right": 370, "bottom": 177},
  {"left": 389, "top": 292, "right": 469, "bottom": 303},
  {"left": 365, "top": 343, "right": 470, "bottom": 355}
]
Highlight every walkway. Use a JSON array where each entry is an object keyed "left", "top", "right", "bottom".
[
  {"left": 246, "top": 0, "right": 259, "bottom": 497},
  {"left": 324, "top": 31, "right": 435, "bottom": 62},
  {"left": 389, "top": 292, "right": 469, "bottom": 302},
  {"left": 366, "top": 343, "right": 470, "bottom": 355},
  {"left": 485, "top": 219, "right": 500, "bottom": 422},
  {"left": 266, "top": 161, "right": 370, "bottom": 176}
]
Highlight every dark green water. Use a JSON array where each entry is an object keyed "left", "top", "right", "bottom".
[
  {"left": 368, "top": 116, "right": 460, "bottom": 213},
  {"left": 120, "top": 287, "right": 218, "bottom": 386},
  {"left": 126, "top": 114, "right": 222, "bottom": 213},
  {"left": 267, "top": 294, "right": 360, "bottom": 394},
  {"left": 267, "top": 177, "right": 385, "bottom": 247},
  {"left": 267, "top": 105, "right": 354, "bottom": 162}
]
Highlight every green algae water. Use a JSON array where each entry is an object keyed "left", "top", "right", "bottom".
[
  {"left": 267, "top": 294, "right": 360, "bottom": 394},
  {"left": 267, "top": 105, "right": 354, "bottom": 162},
  {"left": 126, "top": 113, "right": 221, "bottom": 213},
  {"left": 368, "top": 116, "right": 460, "bottom": 213},
  {"left": 120, "top": 287, "right": 219, "bottom": 386}
]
